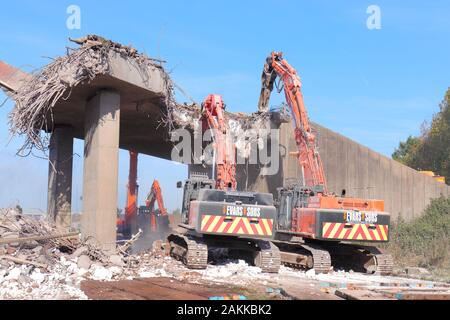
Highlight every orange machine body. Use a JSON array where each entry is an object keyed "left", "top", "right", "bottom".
[
  {"left": 262, "top": 52, "right": 390, "bottom": 242},
  {"left": 118, "top": 152, "right": 169, "bottom": 235},
  {"left": 145, "top": 180, "right": 168, "bottom": 231}
]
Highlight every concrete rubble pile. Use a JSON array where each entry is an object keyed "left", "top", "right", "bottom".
[
  {"left": 0, "top": 208, "right": 286, "bottom": 299},
  {"left": 0, "top": 208, "right": 138, "bottom": 299},
  {"left": 0, "top": 208, "right": 256, "bottom": 299}
]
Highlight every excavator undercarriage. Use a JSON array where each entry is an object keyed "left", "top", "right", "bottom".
[
  {"left": 273, "top": 237, "right": 393, "bottom": 275},
  {"left": 168, "top": 232, "right": 281, "bottom": 272}
]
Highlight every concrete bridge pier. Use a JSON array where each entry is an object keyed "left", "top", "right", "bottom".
[
  {"left": 81, "top": 89, "right": 121, "bottom": 251},
  {"left": 47, "top": 126, "right": 74, "bottom": 230}
]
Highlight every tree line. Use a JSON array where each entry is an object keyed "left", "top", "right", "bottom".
[{"left": 392, "top": 88, "right": 450, "bottom": 184}]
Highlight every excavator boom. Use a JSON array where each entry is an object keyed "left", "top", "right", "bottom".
[
  {"left": 259, "top": 52, "right": 327, "bottom": 191},
  {"left": 201, "top": 94, "right": 237, "bottom": 190},
  {"left": 125, "top": 151, "right": 138, "bottom": 225},
  {"left": 118, "top": 152, "right": 169, "bottom": 237},
  {"left": 259, "top": 51, "right": 393, "bottom": 275},
  {"left": 117, "top": 151, "right": 139, "bottom": 239},
  {"left": 144, "top": 179, "right": 168, "bottom": 231},
  {"left": 145, "top": 180, "right": 168, "bottom": 216}
]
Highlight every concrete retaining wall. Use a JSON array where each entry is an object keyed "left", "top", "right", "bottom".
[
  {"left": 190, "top": 119, "right": 450, "bottom": 222},
  {"left": 276, "top": 122, "right": 450, "bottom": 221}
]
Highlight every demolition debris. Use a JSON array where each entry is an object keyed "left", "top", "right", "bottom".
[{"left": 9, "top": 35, "right": 176, "bottom": 156}]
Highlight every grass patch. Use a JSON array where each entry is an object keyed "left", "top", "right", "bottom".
[{"left": 383, "top": 196, "right": 450, "bottom": 277}]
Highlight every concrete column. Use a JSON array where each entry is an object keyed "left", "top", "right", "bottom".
[
  {"left": 82, "top": 90, "right": 120, "bottom": 251},
  {"left": 47, "top": 126, "right": 73, "bottom": 230}
]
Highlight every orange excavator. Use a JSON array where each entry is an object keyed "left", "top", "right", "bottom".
[
  {"left": 143, "top": 180, "right": 170, "bottom": 232},
  {"left": 117, "top": 151, "right": 139, "bottom": 239},
  {"left": 117, "top": 151, "right": 169, "bottom": 240},
  {"left": 167, "top": 94, "right": 281, "bottom": 272},
  {"left": 259, "top": 52, "right": 393, "bottom": 274}
]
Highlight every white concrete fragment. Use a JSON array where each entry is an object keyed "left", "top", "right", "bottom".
[
  {"left": 77, "top": 255, "right": 92, "bottom": 270},
  {"left": 109, "top": 255, "right": 124, "bottom": 267},
  {"left": 91, "top": 266, "right": 113, "bottom": 281},
  {"left": 30, "top": 270, "right": 46, "bottom": 284},
  {"left": 305, "top": 269, "right": 316, "bottom": 278},
  {"left": 6, "top": 268, "right": 21, "bottom": 281},
  {"left": 139, "top": 271, "right": 157, "bottom": 278}
]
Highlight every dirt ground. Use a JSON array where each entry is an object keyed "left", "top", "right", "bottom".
[
  {"left": 81, "top": 275, "right": 338, "bottom": 300},
  {"left": 81, "top": 277, "right": 242, "bottom": 300},
  {"left": 79, "top": 260, "right": 450, "bottom": 301},
  {"left": 81, "top": 277, "right": 268, "bottom": 300}
]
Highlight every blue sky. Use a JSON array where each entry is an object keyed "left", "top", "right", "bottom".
[{"left": 0, "top": 0, "right": 449, "bottom": 213}]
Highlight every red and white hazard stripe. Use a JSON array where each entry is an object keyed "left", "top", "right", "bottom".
[
  {"left": 322, "top": 222, "right": 388, "bottom": 241},
  {"left": 201, "top": 215, "right": 273, "bottom": 236}
]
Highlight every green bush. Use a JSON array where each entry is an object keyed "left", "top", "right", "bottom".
[{"left": 386, "top": 196, "right": 450, "bottom": 269}]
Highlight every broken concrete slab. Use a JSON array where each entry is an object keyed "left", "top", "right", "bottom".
[
  {"left": 6, "top": 35, "right": 176, "bottom": 159},
  {"left": 77, "top": 255, "right": 93, "bottom": 270},
  {"left": 0, "top": 61, "right": 32, "bottom": 94},
  {"left": 109, "top": 255, "right": 125, "bottom": 268},
  {"left": 70, "top": 246, "right": 89, "bottom": 259}
]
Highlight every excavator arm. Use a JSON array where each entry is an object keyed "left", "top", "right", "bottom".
[
  {"left": 145, "top": 180, "right": 168, "bottom": 231},
  {"left": 117, "top": 151, "right": 138, "bottom": 238},
  {"left": 201, "top": 94, "right": 237, "bottom": 190},
  {"left": 145, "top": 180, "right": 168, "bottom": 216},
  {"left": 259, "top": 52, "right": 327, "bottom": 192},
  {"left": 125, "top": 150, "right": 139, "bottom": 224}
]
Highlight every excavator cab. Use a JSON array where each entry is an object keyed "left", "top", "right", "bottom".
[
  {"left": 138, "top": 206, "right": 170, "bottom": 233},
  {"left": 178, "top": 173, "right": 215, "bottom": 225},
  {"left": 179, "top": 173, "right": 277, "bottom": 239},
  {"left": 276, "top": 185, "right": 308, "bottom": 230},
  {"left": 178, "top": 172, "right": 277, "bottom": 237}
]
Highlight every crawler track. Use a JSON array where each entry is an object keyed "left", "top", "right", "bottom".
[
  {"left": 253, "top": 240, "right": 281, "bottom": 273},
  {"left": 167, "top": 234, "right": 208, "bottom": 269},
  {"left": 274, "top": 241, "right": 332, "bottom": 273},
  {"left": 274, "top": 240, "right": 394, "bottom": 275},
  {"left": 168, "top": 233, "right": 281, "bottom": 273},
  {"left": 321, "top": 242, "right": 394, "bottom": 275},
  {"left": 372, "top": 253, "right": 394, "bottom": 276},
  {"left": 301, "top": 243, "right": 332, "bottom": 274}
]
